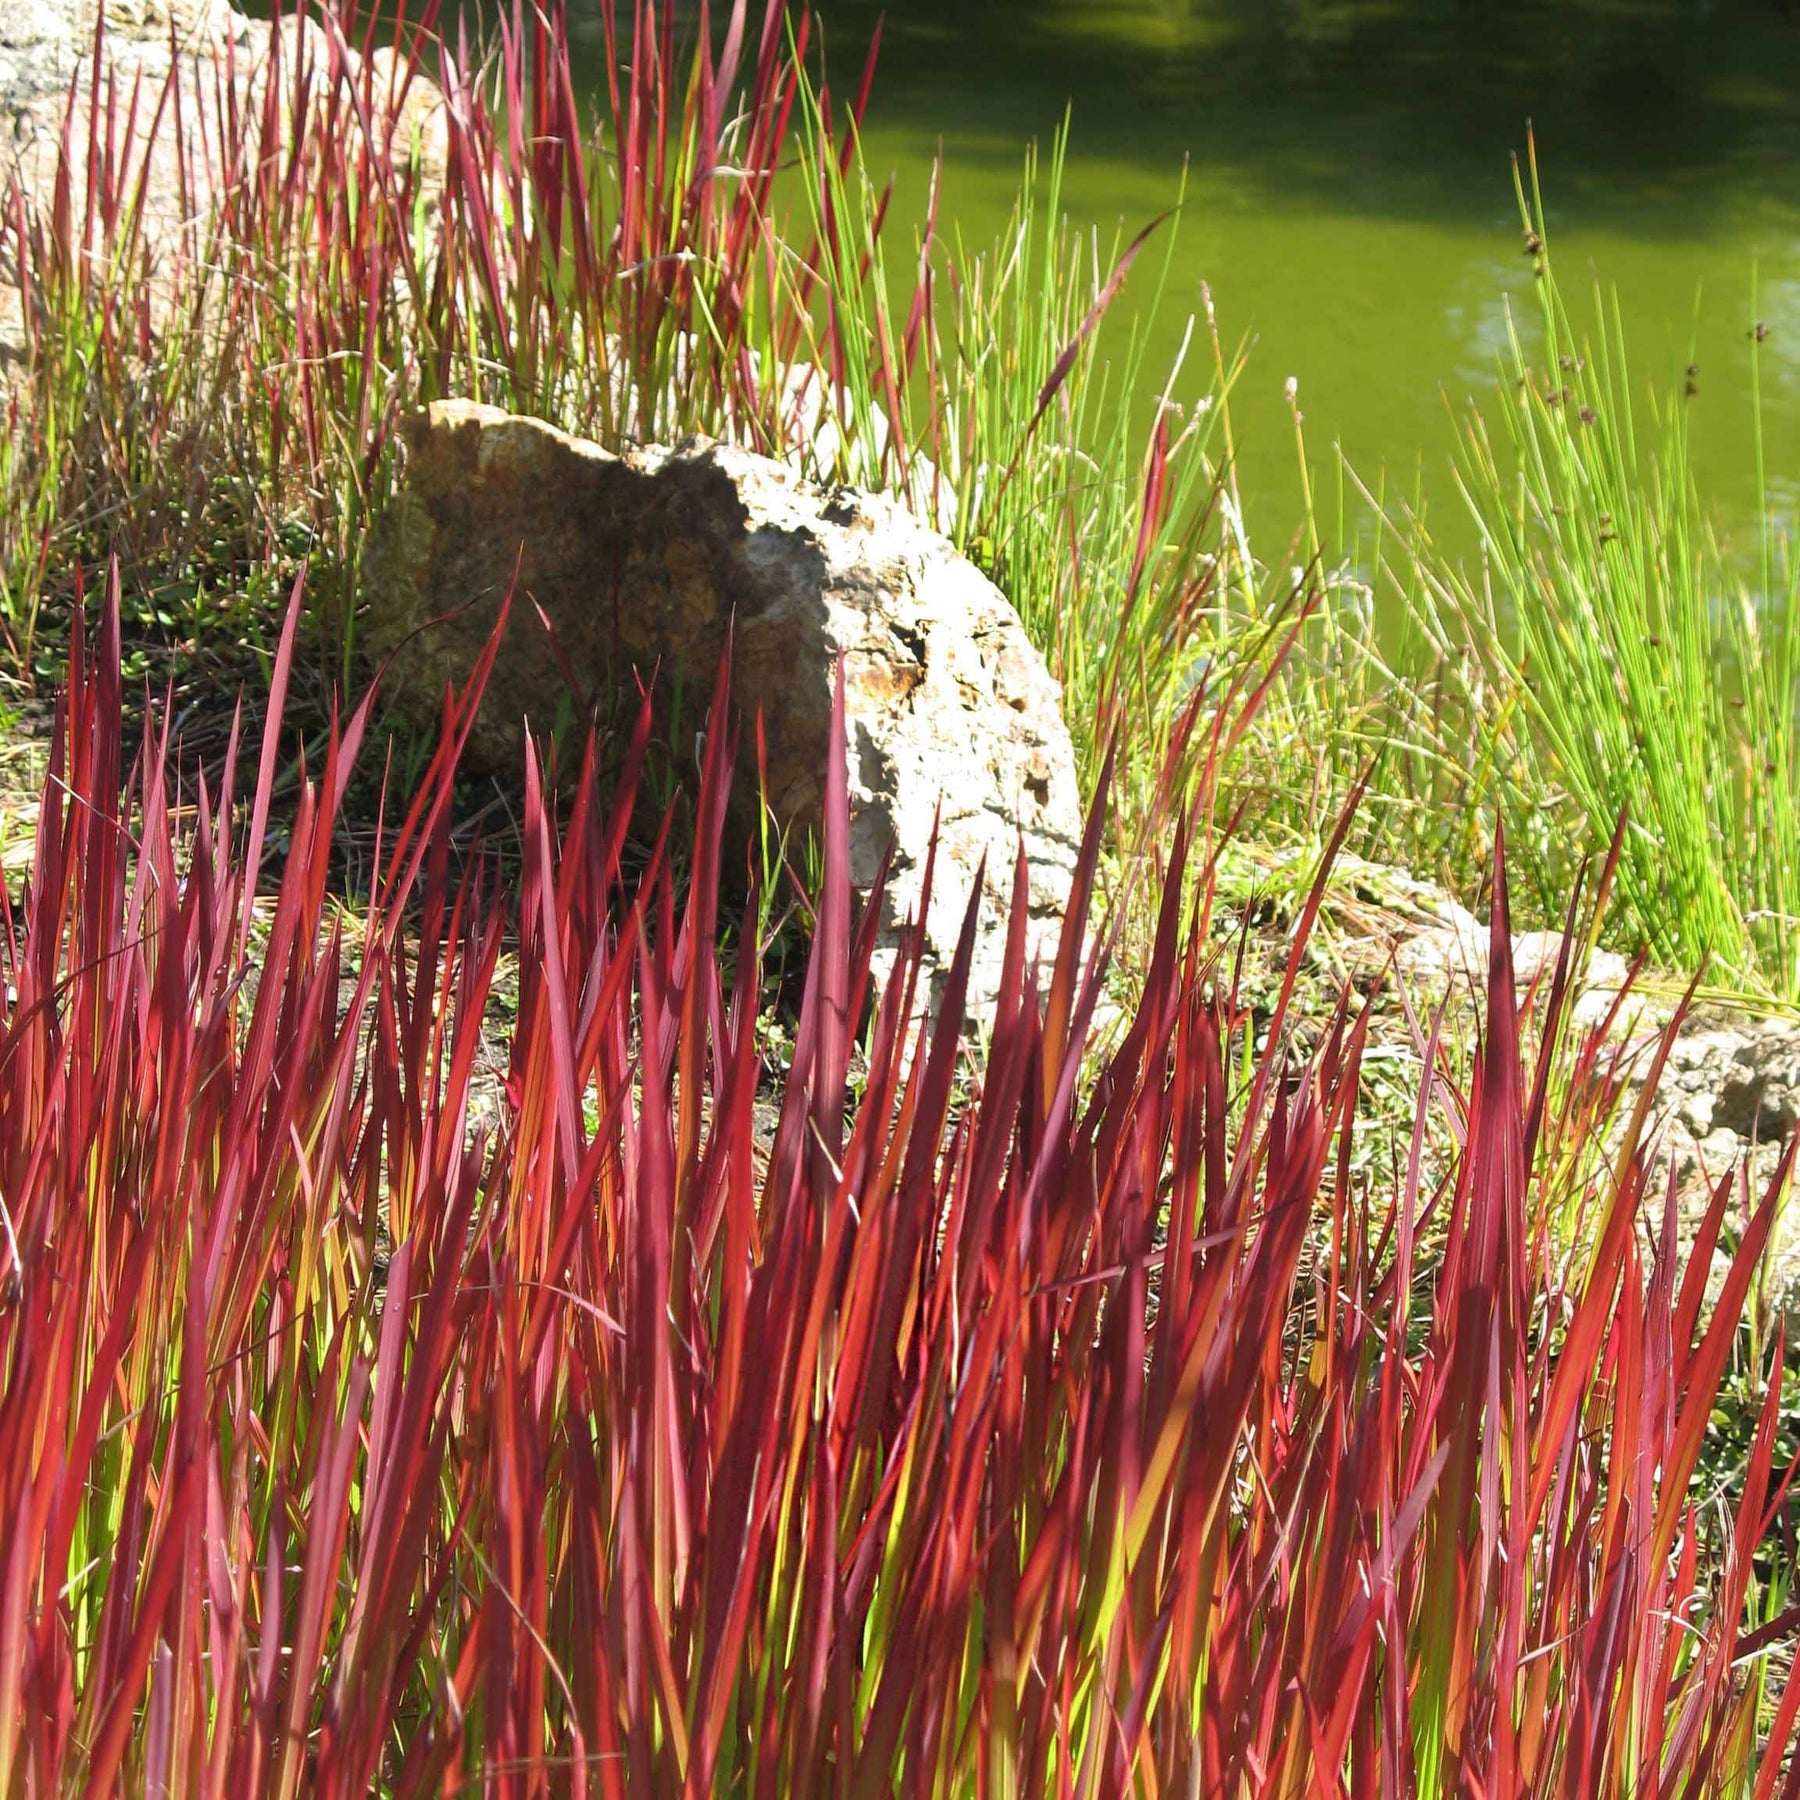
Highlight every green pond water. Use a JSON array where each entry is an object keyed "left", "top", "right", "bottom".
[{"left": 546, "top": 0, "right": 1800, "bottom": 568}]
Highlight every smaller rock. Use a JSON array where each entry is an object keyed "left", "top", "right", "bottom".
[
  {"left": 1382, "top": 908, "right": 1652, "bottom": 1035},
  {"left": 1298, "top": 854, "right": 1800, "bottom": 1324},
  {"left": 1391, "top": 904, "right": 1488, "bottom": 988},
  {"left": 1509, "top": 931, "right": 1645, "bottom": 1031},
  {"left": 1716, "top": 1027, "right": 1800, "bottom": 1143},
  {"left": 1660, "top": 1020, "right": 1800, "bottom": 1148}
]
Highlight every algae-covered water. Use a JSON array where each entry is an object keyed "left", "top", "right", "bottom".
[{"left": 556, "top": 0, "right": 1800, "bottom": 563}]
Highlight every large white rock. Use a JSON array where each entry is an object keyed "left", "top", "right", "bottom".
[{"left": 363, "top": 400, "right": 1085, "bottom": 1025}]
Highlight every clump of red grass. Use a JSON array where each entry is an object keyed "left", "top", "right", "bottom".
[{"left": 0, "top": 573, "right": 1795, "bottom": 1793}]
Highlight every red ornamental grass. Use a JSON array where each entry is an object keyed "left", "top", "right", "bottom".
[{"left": 0, "top": 575, "right": 1796, "bottom": 1795}]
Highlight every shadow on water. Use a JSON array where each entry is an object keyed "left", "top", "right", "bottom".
[{"left": 765, "top": 0, "right": 1800, "bottom": 234}]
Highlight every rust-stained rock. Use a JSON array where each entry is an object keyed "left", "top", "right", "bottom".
[{"left": 362, "top": 399, "right": 1084, "bottom": 1023}]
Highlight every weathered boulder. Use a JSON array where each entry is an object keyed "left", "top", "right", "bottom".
[{"left": 362, "top": 400, "right": 1084, "bottom": 1023}]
